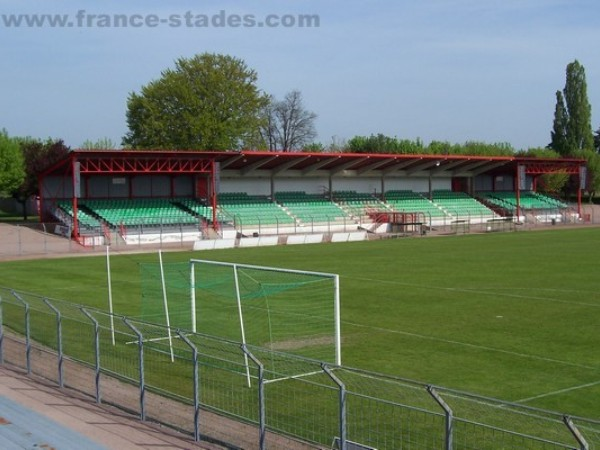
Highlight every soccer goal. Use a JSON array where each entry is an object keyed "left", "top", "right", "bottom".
[{"left": 139, "top": 258, "right": 341, "bottom": 366}]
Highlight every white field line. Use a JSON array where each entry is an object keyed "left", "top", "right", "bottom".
[
  {"left": 514, "top": 380, "right": 600, "bottom": 404},
  {"left": 349, "top": 276, "right": 600, "bottom": 308},
  {"left": 343, "top": 320, "right": 598, "bottom": 371}
]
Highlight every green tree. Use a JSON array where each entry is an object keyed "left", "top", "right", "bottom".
[
  {"left": 347, "top": 134, "right": 423, "bottom": 154},
  {"left": 427, "top": 140, "right": 459, "bottom": 155},
  {"left": 458, "top": 141, "right": 514, "bottom": 156},
  {"left": 524, "top": 147, "right": 569, "bottom": 195},
  {"left": 80, "top": 137, "right": 118, "bottom": 149},
  {"left": 550, "top": 91, "right": 569, "bottom": 155},
  {"left": 123, "top": 53, "right": 268, "bottom": 151},
  {"left": 580, "top": 149, "right": 600, "bottom": 202},
  {"left": 302, "top": 142, "right": 325, "bottom": 152},
  {"left": 14, "top": 138, "right": 70, "bottom": 220},
  {"left": 0, "top": 130, "right": 25, "bottom": 197},
  {"left": 594, "top": 126, "right": 600, "bottom": 153},
  {"left": 550, "top": 60, "right": 594, "bottom": 155}
]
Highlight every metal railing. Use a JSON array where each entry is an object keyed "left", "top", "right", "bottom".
[
  {"left": 231, "top": 214, "right": 361, "bottom": 237},
  {"left": 0, "top": 287, "right": 598, "bottom": 450}
]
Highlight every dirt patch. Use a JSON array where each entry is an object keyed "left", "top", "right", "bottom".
[{"left": 268, "top": 336, "right": 335, "bottom": 352}]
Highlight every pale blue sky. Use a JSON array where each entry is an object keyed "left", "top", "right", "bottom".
[{"left": 1, "top": 0, "right": 599, "bottom": 150}]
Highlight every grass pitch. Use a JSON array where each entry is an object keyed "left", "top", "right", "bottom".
[{"left": 0, "top": 227, "right": 598, "bottom": 419}]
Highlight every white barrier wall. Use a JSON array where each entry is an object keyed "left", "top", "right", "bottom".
[
  {"left": 258, "top": 236, "right": 279, "bottom": 247},
  {"left": 331, "top": 231, "right": 367, "bottom": 242},
  {"left": 193, "top": 231, "right": 366, "bottom": 251},
  {"left": 305, "top": 234, "right": 324, "bottom": 244},
  {"left": 124, "top": 232, "right": 201, "bottom": 245},
  {"left": 286, "top": 234, "right": 324, "bottom": 245},
  {"left": 193, "top": 238, "right": 236, "bottom": 250}
]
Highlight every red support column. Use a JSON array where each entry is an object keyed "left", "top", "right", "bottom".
[
  {"left": 71, "top": 154, "right": 80, "bottom": 240},
  {"left": 211, "top": 160, "right": 218, "bottom": 232}
]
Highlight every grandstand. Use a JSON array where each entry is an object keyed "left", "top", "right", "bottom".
[{"left": 38, "top": 150, "right": 586, "bottom": 246}]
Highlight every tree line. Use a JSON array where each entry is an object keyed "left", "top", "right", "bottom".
[{"left": 1, "top": 54, "right": 600, "bottom": 216}]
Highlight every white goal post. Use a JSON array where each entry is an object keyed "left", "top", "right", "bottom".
[{"left": 189, "top": 259, "right": 341, "bottom": 366}]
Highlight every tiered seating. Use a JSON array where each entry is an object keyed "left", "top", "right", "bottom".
[
  {"left": 331, "top": 190, "right": 387, "bottom": 215},
  {"left": 82, "top": 198, "right": 197, "bottom": 227},
  {"left": 175, "top": 198, "right": 222, "bottom": 221},
  {"left": 478, "top": 191, "right": 567, "bottom": 212},
  {"left": 56, "top": 201, "right": 102, "bottom": 229},
  {"left": 384, "top": 190, "right": 447, "bottom": 217},
  {"left": 275, "top": 191, "right": 348, "bottom": 223},
  {"left": 477, "top": 192, "right": 515, "bottom": 213},
  {"left": 218, "top": 192, "right": 295, "bottom": 226},
  {"left": 432, "top": 190, "right": 496, "bottom": 218}
]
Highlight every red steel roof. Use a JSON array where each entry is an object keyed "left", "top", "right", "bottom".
[{"left": 41, "top": 149, "right": 586, "bottom": 177}]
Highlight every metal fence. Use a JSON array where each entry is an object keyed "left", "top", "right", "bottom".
[
  {"left": 2, "top": 206, "right": 598, "bottom": 259},
  {"left": 0, "top": 222, "right": 196, "bottom": 258},
  {"left": 0, "top": 287, "right": 598, "bottom": 450}
]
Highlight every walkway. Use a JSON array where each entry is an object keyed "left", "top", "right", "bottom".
[{"left": 0, "top": 364, "right": 221, "bottom": 450}]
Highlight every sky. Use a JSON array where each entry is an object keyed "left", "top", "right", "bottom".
[{"left": 1, "top": 0, "right": 599, "bottom": 151}]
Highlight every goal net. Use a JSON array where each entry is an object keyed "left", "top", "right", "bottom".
[{"left": 139, "top": 259, "right": 341, "bottom": 366}]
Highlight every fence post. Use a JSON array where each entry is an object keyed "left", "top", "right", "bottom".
[
  {"left": 43, "top": 298, "right": 64, "bottom": 388},
  {"left": 80, "top": 308, "right": 101, "bottom": 404},
  {"left": 177, "top": 330, "right": 200, "bottom": 442},
  {"left": 427, "top": 385, "right": 453, "bottom": 450},
  {"left": 0, "top": 295, "right": 4, "bottom": 364},
  {"left": 11, "top": 292, "right": 31, "bottom": 374},
  {"left": 123, "top": 318, "right": 145, "bottom": 421},
  {"left": 17, "top": 225, "right": 23, "bottom": 256},
  {"left": 43, "top": 224, "right": 48, "bottom": 254},
  {"left": 241, "top": 345, "right": 265, "bottom": 450},
  {"left": 563, "top": 416, "right": 589, "bottom": 450},
  {"left": 322, "top": 363, "right": 346, "bottom": 450}
]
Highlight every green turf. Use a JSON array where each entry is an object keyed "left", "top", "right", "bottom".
[{"left": 0, "top": 227, "right": 598, "bottom": 420}]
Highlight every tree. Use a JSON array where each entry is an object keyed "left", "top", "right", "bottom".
[
  {"left": 550, "top": 91, "right": 569, "bottom": 155},
  {"left": 123, "top": 53, "right": 268, "bottom": 150},
  {"left": 260, "top": 90, "right": 317, "bottom": 151},
  {"left": 327, "top": 136, "right": 348, "bottom": 153},
  {"left": 580, "top": 149, "right": 600, "bottom": 202},
  {"left": 524, "top": 147, "right": 569, "bottom": 195},
  {"left": 459, "top": 141, "right": 514, "bottom": 156},
  {"left": 594, "top": 126, "right": 600, "bottom": 153},
  {"left": 302, "top": 142, "right": 325, "bottom": 152},
  {"left": 0, "top": 130, "right": 25, "bottom": 197},
  {"left": 80, "top": 137, "right": 118, "bottom": 149},
  {"left": 347, "top": 134, "right": 423, "bottom": 154},
  {"left": 13, "top": 139, "right": 70, "bottom": 220},
  {"left": 550, "top": 60, "right": 594, "bottom": 156}
]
